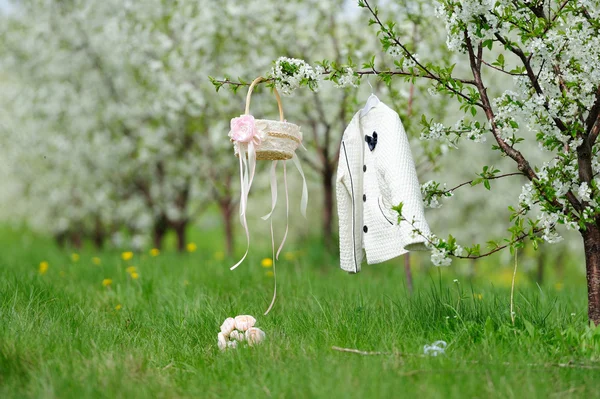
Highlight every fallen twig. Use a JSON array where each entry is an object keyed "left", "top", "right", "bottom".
[{"left": 331, "top": 346, "right": 600, "bottom": 370}]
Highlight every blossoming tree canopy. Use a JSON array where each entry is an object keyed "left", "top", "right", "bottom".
[{"left": 217, "top": 0, "right": 600, "bottom": 323}]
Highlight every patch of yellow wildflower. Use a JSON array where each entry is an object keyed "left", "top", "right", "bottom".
[
  {"left": 71, "top": 253, "right": 80, "bottom": 262},
  {"left": 39, "top": 261, "right": 49, "bottom": 275},
  {"left": 126, "top": 266, "right": 137, "bottom": 274},
  {"left": 130, "top": 272, "right": 140, "bottom": 280},
  {"left": 554, "top": 282, "right": 564, "bottom": 291},
  {"left": 150, "top": 248, "right": 160, "bottom": 257},
  {"left": 92, "top": 257, "right": 101, "bottom": 265},
  {"left": 261, "top": 258, "right": 273, "bottom": 268},
  {"left": 115, "top": 304, "right": 122, "bottom": 311},
  {"left": 121, "top": 251, "right": 134, "bottom": 261},
  {"left": 102, "top": 278, "right": 113, "bottom": 287},
  {"left": 186, "top": 243, "right": 197, "bottom": 253}
]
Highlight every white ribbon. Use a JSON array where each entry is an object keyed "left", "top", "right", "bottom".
[{"left": 230, "top": 141, "right": 257, "bottom": 271}]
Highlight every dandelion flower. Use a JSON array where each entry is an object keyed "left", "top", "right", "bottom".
[
  {"left": 92, "top": 257, "right": 101, "bottom": 265},
  {"left": 186, "top": 243, "right": 197, "bottom": 253},
  {"left": 126, "top": 266, "right": 137, "bottom": 274},
  {"left": 39, "top": 261, "right": 49, "bottom": 275},
  {"left": 149, "top": 248, "right": 160, "bottom": 257},
  {"left": 130, "top": 272, "right": 139, "bottom": 280},
  {"left": 71, "top": 253, "right": 80, "bottom": 262},
  {"left": 474, "top": 293, "right": 483, "bottom": 300},
  {"left": 102, "top": 278, "right": 113, "bottom": 287},
  {"left": 121, "top": 251, "right": 134, "bottom": 261},
  {"left": 115, "top": 304, "right": 122, "bottom": 311},
  {"left": 554, "top": 282, "right": 564, "bottom": 291},
  {"left": 261, "top": 258, "right": 273, "bottom": 268}
]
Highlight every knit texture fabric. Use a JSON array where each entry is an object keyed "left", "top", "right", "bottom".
[{"left": 336, "top": 102, "right": 431, "bottom": 273}]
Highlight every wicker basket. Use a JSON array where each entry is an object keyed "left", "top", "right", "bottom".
[{"left": 230, "top": 77, "right": 302, "bottom": 161}]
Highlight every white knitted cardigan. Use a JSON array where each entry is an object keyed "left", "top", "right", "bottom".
[{"left": 336, "top": 102, "right": 431, "bottom": 273}]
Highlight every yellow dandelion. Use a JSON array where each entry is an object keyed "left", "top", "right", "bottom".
[
  {"left": 92, "top": 257, "right": 101, "bottom": 265},
  {"left": 473, "top": 293, "right": 483, "bottom": 300},
  {"left": 214, "top": 251, "right": 225, "bottom": 261},
  {"left": 121, "top": 251, "right": 134, "bottom": 261},
  {"left": 554, "top": 282, "right": 564, "bottom": 291},
  {"left": 149, "top": 248, "right": 160, "bottom": 257},
  {"left": 39, "top": 261, "right": 49, "bottom": 275},
  {"left": 186, "top": 243, "right": 197, "bottom": 253},
  {"left": 102, "top": 278, "right": 113, "bottom": 287},
  {"left": 284, "top": 252, "right": 295, "bottom": 261},
  {"left": 261, "top": 258, "right": 273, "bottom": 268},
  {"left": 126, "top": 266, "right": 137, "bottom": 274},
  {"left": 115, "top": 304, "right": 122, "bottom": 311},
  {"left": 265, "top": 271, "right": 274, "bottom": 277},
  {"left": 130, "top": 272, "right": 139, "bottom": 280},
  {"left": 71, "top": 253, "right": 80, "bottom": 262}
]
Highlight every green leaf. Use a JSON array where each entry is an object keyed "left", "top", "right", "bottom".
[
  {"left": 484, "top": 316, "right": 495, "bottom": 337},
  {"left": 523, "top": 319, "right": 535, "bottom": 338}
]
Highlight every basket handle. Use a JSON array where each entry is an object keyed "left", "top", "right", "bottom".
[{"left": 244, "top": 77, "right": 284, "bottom": 122}]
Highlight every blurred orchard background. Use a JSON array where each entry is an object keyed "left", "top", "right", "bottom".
[{"left": 0, "top": 0, "right": 580, "bottom": 286}]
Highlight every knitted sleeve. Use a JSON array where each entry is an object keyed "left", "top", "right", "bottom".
[{"left": 378, "top": 113, "right": 431, "bottom": 251}]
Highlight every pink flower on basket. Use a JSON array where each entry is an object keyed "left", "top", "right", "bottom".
[{"left": 230, "top": 115, "right": 261, "bottom": 144}]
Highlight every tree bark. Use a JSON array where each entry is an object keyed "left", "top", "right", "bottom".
[
  {"left": 173, "top": 221, "right": 188, "bottom": 252},
  {"left": 152, "top": 214, "right": 168, "bottom": 250},
  {"left": 92, "top": 217, "right": 105, "bottom": 249},
  {"left": 219, "top": 200, "right": 235, "bottom": 257},
  {"left": 322, "top": 165, "right": 334, "bottom": 249},
  {"left": 583, "top": 223, "right": 600, "bottom": 324}
]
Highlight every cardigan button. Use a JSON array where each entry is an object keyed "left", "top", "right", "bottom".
[
  {"left": 363, "top": 194, "right": 366, "bottom": 202},
  {"left": 363, "top": 165, "right": 367, "bottom": 172},
  {"left": 363, "top": 225, "right": 368, "bottom": 233}
]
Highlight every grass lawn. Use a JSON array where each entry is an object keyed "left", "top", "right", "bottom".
[{"left": 1, "top": 225, "right": 599, "bottom": 398}]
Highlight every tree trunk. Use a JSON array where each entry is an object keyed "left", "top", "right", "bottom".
[
  {"left": 173, "top": 221, "right": 187, "bottom": 252},
  {"left": 322, "top": 166, "right": 334, "bottom": 249},
  {"left": 219, "top": 200, "right": 235, "bottom": 257},
  {"left": 583, "top": 223, "right": 600, "bottom": 324},
  {"left": 404, "top": 253, "right": 413, "bottom": 295},
  {"left": 152, "top": 214, "right": 168, "bottom": 250},
  {"left": 70, "top": 231, "right": 82, "bottom": 249},
  {"left": 581, "top": 223, "right": 600, "bottom": 325},
  {"left": 93, "top": 217, "right": 105, "bottom": 249}
]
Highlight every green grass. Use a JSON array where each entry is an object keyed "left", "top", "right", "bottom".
[{"left": 1, "top": 225, "right": 599, "bottom": 398}]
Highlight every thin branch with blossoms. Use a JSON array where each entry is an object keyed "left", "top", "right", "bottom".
[{"left": 395, "top": 206, "right": 546, "bottom": 261}]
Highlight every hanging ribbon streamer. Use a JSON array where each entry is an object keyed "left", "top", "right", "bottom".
[
  {"left": 264, "top": 219, "right": 277, "bottom": 316},
  {"left": 292, "top": 153, "right": 308, "bottom": 218},
  {"left": 230, "top": 141, "right": 258, "bottom": 271}
]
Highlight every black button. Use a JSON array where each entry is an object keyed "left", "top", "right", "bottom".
[
  {"left": 363, "top": 165, "right": 367, "bottom": 172},
  {"left": 363, "top": 194, "right": 366, "bottom": 202},
  {"left": 363, "top": 225, "right": 368, "bottom": 233}
]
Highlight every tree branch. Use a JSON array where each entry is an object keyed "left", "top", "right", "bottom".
[{"left": 443, "top": 172, "right": 525, "bottom": 194}]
